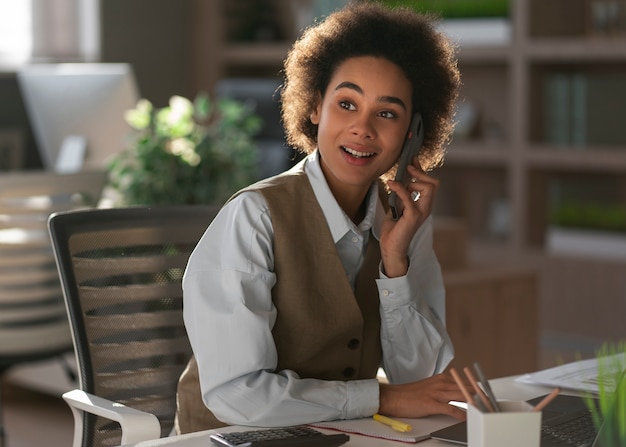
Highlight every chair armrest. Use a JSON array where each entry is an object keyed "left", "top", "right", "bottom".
[{"left": 63, "top": 389, "right": 162, "bottom": 447}]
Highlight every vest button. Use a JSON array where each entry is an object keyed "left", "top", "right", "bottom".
[
  {"left": 347, "top": 339, "right": 360, "bottom": 350},
  {"left": 342, "top": 367, "right": 355, "bottom": 378}
]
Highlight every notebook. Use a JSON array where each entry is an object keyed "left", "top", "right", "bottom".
[
  {"left": 310, "top": 414, "right": 455, "bottom": 443},
  {"left": 430, "top": 394, "right": 602, "bottom": 447}
]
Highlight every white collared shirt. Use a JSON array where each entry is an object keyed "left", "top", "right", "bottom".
[{"left": 183, "top": 151, "right": 453, "bottom": 427}]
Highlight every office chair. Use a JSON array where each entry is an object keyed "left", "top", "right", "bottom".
[
  {"left": 47, "top": 205, "right": 219, "bottom": 447},
  {"left": 0, "top": 170, "right": 106, "bottom": 447}
]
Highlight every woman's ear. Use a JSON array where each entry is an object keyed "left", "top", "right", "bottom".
[{"left": 310, "top": 93, "right": 322, "bottom": 125}]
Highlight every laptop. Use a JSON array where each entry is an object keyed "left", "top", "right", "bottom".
[{"left": 430, "top": 394, "right": 604, "bottom": 447}]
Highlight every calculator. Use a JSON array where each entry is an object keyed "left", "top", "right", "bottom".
[{"left": 209, "top": 425, "right": 350, "bottom": 447}]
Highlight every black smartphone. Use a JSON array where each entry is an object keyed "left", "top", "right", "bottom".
[{"left": 389, "top": 112, "right": 424, "bottom": 220}]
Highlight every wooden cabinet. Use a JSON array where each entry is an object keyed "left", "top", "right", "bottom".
[
  {"left": 434, "top": 219, "right": 539, "bottom": 377},
  {"left": 444, "top": 266, "right": 538, "bottom": 378}
]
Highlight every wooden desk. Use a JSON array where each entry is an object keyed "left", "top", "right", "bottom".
[{"left": 117, "top": 376, "right": 561, "bottom": 447}]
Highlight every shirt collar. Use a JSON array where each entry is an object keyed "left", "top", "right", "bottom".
[{"left": 304, "top": 150, "right": 381, "bottom": 243}]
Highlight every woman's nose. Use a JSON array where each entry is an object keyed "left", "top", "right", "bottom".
[{"left": 349, "top": 113, "right": 376, "bottom": 139}]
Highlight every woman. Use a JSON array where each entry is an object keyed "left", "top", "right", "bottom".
[{"left": 176, "top": 1, "right": 465, "bottom": 433}]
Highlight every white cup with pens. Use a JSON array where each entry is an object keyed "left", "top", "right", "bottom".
[
  {"left": 467, "top": 400, "right": 541, "bottom": 447},
  {"left": 451, "top": 364, "right": 561, "bottom": 447}
]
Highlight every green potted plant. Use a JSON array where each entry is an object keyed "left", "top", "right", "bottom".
[
  {"left": 106, "top": 92, "right": 262, "bottom": 206},
  {"left": 584, "top": 341, "right": 626, "bottom": 446}
]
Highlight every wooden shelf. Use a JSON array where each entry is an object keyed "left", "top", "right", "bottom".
[
  {"left": 457, "top": 45, "right": 512, "bottom": 63},
  {"left": 224, "top": 43, "right": 291, "bottom": 66},
  {"left": 445, "top": 144, "right": 510, "bottom": 166},
  {"left": 525, "top": 37, "right": 626, "bottom": 61},
  {"left": 525, "top": 147, "right": 626, "bottom": 172}
]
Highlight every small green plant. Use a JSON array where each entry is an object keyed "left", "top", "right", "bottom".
[
  {"left": 584, "top": 341, "right": 626, "bottom": 446},
  {"left": 376, "top": 0, "right": 509, "bottom": 18},
  {"left": 550, "top": 202, "right": 626, "bottom": 234},
  {"left": 107, "top": 93, "right": 262, "bottom": 206}
]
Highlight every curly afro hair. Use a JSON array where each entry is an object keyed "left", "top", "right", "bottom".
[{"left": 280, "top": 1, "right": 460, "bottom": 180}]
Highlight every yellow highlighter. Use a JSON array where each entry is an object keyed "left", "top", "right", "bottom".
[{"left": 373, "top": 413, "right": 412, "bottom": 432}]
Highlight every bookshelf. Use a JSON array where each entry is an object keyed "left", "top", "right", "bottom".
[
  {"left": 439, "top": 0, "right": 626, "bottom": 250},
  {"left": 191, "top": 0, "right": 298, "bottom": 95},
  {"left": 194, "top": 0, "right": 626, "bottom": 252}
]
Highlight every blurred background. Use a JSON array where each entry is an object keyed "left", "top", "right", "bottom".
[{"left": 1, "top": 0, "right": 625, "bottom": 445}]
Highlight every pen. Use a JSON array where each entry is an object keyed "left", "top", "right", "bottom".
[
  {"left": 473, "top": 362, "right": 501, "bottom": 412},
  {"left": 373, "top": 414, "right": 412, "bottom": 432},
  {"left": 533, "top": 387, "right": 561, "bottom": 412}
]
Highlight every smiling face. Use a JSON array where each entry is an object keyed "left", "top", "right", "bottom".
[{"left": 310, "top": 56, "right": 413, "bottom": 201}]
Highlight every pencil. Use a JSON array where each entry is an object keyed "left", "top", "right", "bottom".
[
  {"left": 464, "top": 366, "right": 495, "bottom": 413},
  {"left": 533, "top": 387, "right": 561, "bottom": 412},
  {"left": 450, "top": 368, "right": 477, "bottom": 407}
]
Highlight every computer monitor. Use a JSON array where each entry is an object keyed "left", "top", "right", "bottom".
[
  {"left": 215, "top": 77, "right": 302, "bottom": 179},
  {"left": 17, "top": 63, "right": 139, "bottom": 172}
]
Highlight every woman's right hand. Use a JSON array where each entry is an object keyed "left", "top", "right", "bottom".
[
  {"left": 379, "top": 161, "right": 439, "bottom": 278},
  {"left": 378, "top": 372, "right": 469, "bottom": 420}
]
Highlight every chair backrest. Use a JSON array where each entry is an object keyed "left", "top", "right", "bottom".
[
  {"left": 0, "top": 171, "right": 105, "bottom": 369},
  {"left": 48, "top": 205, "right": 219, "bottom": 447}
]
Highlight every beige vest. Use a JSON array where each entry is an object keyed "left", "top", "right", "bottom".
[{"left": 175, "top": 169, "right": 383, "bottom": 433}]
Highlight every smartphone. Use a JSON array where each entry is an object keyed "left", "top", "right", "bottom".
[{"left": 389, "top": 112, "right": 424, "bottom": 220}]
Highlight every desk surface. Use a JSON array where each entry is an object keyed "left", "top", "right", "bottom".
[{"left": 119, "top": 376, "right": 562, "bottom": 447}]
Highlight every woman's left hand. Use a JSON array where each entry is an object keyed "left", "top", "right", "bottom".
[{"left": 379, "top": 158, "right": 439, "bottom": 277}]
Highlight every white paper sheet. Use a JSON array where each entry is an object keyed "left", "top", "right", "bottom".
[{"left": 515, "top": 353, "right": 625, "bottom": 394}]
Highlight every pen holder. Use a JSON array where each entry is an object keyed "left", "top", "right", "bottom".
[{"left": 467, "top": 401, "right": 541, "bottom": 447}]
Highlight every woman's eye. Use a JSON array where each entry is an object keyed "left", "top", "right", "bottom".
[
  {"left": 379, "top": 111, "right": 396, "bottom": 119},
  {"left": 339, "top": 101, "right": 356, "bottom": 111}
]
